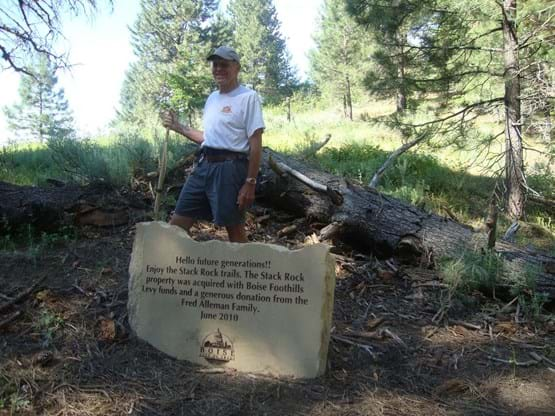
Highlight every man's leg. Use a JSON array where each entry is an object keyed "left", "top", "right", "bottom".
[
  {"left": 225, "top": 224, "right": 248, "bottom": 243},
  {"left": 170, "top": 213, "right": 195, "bottom": 233}
]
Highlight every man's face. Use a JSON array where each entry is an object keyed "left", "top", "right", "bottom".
[{"left": 211, "top": 58, "right": 240, "bottom": 89}]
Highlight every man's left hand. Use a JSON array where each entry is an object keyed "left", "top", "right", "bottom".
[{"left": 237, "top": 182, "right": 256, "bottom": 211}]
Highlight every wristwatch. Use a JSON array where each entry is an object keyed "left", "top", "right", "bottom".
[{"left": 245, "top": 177, "right": 257, "bottom": 185}]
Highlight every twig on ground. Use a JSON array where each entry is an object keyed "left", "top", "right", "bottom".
[
  {"left": 255, "top": 214, "right": 271, "bottom": 223},
  {"left": 344, "top": 328, "right": 407, "bottom": 348},
  {"left": 413, "top": 281, "right": 449, "bottom": 289},
  {"left": 529, "top": 351, "right": 555, "bottom": 367},
  {"left": 196, "top": 368, "right": 226, "bottom": 374},
  {"left": 331, "top": 334, "right": 377, "bottom": 358},
  {"left": 500, "top": 336, "right": 550, "bottom": 349},
  {"left": 382, "top": 328, "right": 407, "bottom": 348},
  {"left": 0, "top": 310, "right": 22, "bottom": 330},
  {"left": 0, "top": 275, "right": 47, "bottom": 314},
  {"left": 449, "top": 320, "right": 482, "bottom": 331},
  {"left": 425, "top": 326, "right": 442, "bottom": 340},
  {"left": 499, "top": 296, "right": 519, "bottom": 313},
  {"left": 487, "top": 355, "right": 540, "bottom": 366},
  {"left": 277, "top": 224, "right": 297, "bottom": 237}
]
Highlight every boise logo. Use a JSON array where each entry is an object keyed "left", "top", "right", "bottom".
[
  {"left": 221, "top": 106, "right": 232, "bottom": 114},
  {"left": 200, "top": 329, "right": 235, "bottom": 362}
]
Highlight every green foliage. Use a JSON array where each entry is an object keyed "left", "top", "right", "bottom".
[
  {"left": 0, "top": 224, "right": 77, "bottom": 259},
  {"left": 48, "top": 137, "right": 113, "bottom": 183},
  {"left": 0, "top": 142, "right": 63, "bottom": 185},
  {"left": 35, "top": 308, "right": 64, "bottom": 347},
  {"left": 440, "top": 249, "right": 505, "bottom": 294},
  {"left": 309, "top": 0, "right": 373, "bottom": 113},
  {"left": 119, "top": 0, "right": 222, "bottom": 124},
  {"left": 440, "top": 248, "right": 550, "bottom": 319},
  {"left": 344, "top": 0, "right": 554, "bottom": 220},
  {"left": 3, "top": 56, "right": 75, "bottom": 143},
  {"left": 228, "top": 0, "right": 297, "bottom": 103},
  {"left": 505, "top": 263, "right": 549, "bottom": 318}
]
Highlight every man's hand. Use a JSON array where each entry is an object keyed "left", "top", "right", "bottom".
[
  {"left": 161, "top": 110, "right": 182, "bottom": 133},
  {"left": 237, "top": 182, "right": 256, "bottom": 211}
]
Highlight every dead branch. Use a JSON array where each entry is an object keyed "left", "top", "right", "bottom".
[
  {"left": 529, "top": 194, "right": 555, "bottom": 211},
  {"left": 268, "top": 156, "right": 343, "bottom": 205},
  {"left": 301, "top": 134, "right": 332, "bottom": 159},
  {"left": 369, "top": 132, "right": 428, "bottom": 188}
]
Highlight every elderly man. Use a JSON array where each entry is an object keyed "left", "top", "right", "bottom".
[{"left": 162, "top": 46, "right": 265, "bottom": 243}]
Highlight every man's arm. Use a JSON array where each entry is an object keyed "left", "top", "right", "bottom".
[
  {"left": 162, "top": 112, "right": 204, "bottom": 145},
  {"left": 237, "top": 128, "right": 263, "bottom": 211}
]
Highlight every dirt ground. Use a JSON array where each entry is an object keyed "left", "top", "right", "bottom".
[{"left": 1, "top": 209, "right": 554, "bottom": 416}]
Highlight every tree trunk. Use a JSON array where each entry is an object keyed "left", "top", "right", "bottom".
[
  {"left": 257, "top": 149, "right": 555, "bottom": 299},
  {"left": 345, "top": 75, "right": 353, "bottom": 121},
  {"left": 503, "top": 0, "right": 525, "bottom": 220},
  {"left": 396, "top": 34, "right": 407, "bottom": 113}
]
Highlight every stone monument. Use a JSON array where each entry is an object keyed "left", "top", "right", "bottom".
[{"left": 128, "top": 221, "right": 335, "bottom": 378}]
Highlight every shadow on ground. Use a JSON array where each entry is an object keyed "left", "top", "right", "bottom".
[{"left": 1, "top": 216, "right": 554, "bottom": 416}]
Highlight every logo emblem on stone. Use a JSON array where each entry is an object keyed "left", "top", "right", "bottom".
[{"left": 200, "top": 328, "right": 235, "bottom": 362}]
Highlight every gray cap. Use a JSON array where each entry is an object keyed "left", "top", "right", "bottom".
[{"left": 207, "top": 46, "right": 240, "bottom": 63}]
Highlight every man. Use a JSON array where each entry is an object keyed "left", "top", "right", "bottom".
[{"left": 162, "top": 46, "right": 265, "bottom": 243}]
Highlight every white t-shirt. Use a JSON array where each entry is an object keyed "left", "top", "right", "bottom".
[{"left": 202, "top": 85, "right": 265, "bottom": 153}]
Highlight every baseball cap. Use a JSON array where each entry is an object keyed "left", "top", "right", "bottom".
[{"left": 207, "top": 46, "right": 240, "bottom": 64}]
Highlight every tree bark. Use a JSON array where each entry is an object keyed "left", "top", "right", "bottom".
[
  {"left": 345, "top": 75, "right": 353, "bottom": 121},
  {"left": 396, "top": 33, "right": 407, "bottom": 113},
  {"left": 0, "top": 181, "right": 148, "bottom": 232},
  {"left": 503, "top": 0, "right": 525, "bottom": 220},
  {"left": 258, "top": 149, "right": 555, "bottom": 299}
]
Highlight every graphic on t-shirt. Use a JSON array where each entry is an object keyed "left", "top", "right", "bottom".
[{"left": 221, "top": 106, "right": 232, "bottom": 114}]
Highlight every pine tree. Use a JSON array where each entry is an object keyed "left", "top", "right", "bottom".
[
  {"left": 3, "top": 57, "right": 74, "bottom": 143},
  {"left": 118, "top": 0, "right": 223, "bottom": 125},
  {"left": 309, "top": 0, "right": 374, "bottom": 120},
  {"left": 345, "top": 0, "right": 442, "bottom": 114},
  {"left": 228, "top": 0, "right": 297, "bottom": 103},
  {"left": 347, "top": 0, "right": 554, "bottom": 220}
]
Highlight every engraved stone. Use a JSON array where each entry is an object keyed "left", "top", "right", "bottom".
[{"left": 128, "top": 221, "right": 335, "bottom": 378}]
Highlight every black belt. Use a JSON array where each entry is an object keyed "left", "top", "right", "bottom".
[
  {"left": 200, "top": 147, "right": 247, "bottom": 163},
  {"left": 204, "top": 153, "right": 246, "bottom": 163}
]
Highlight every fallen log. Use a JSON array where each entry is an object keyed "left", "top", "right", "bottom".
[
  {"left": 1, "top": 149, "right": 553, "bottom": 298},
  {"left": 0, "top": 181, "right": 149, "bottom": 232},
  {"left": 257, "top": 148, "right": 555, "bottom": 299}
]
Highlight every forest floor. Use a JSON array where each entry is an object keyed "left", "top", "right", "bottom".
[{"left": 1, "top": 205, "right": 554, "bottom": 416}]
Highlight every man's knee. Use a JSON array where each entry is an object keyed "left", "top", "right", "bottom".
[{"left": 169, "top": 213, "right": 195, "bottom": 232}]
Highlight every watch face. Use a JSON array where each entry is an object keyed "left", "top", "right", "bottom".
[{"left": 246, "top": 177, "right": 256, "bottom": 184}]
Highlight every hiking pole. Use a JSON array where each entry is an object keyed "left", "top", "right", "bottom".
[{"left": 154, "top": 127, "right": 169, "bottom": 221}]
